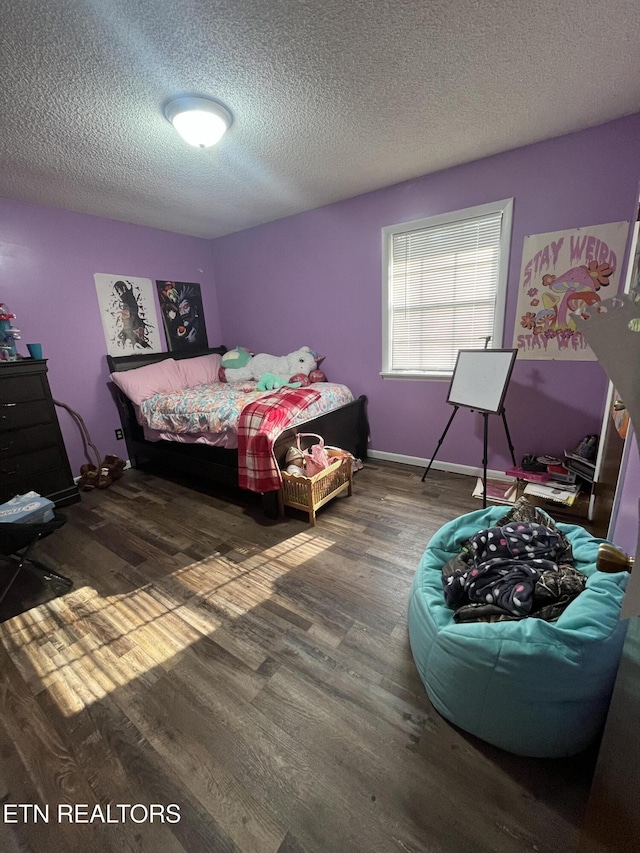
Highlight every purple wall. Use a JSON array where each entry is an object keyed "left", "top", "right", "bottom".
[
  {"left": 212, "top": 115, "right": 640, "bottom": 473},
  {"left": 0, "top": 201, "right": 220, "bottom": 477},
  {"left": 2, "top": 115, "right": 639, "bottom": 493}
]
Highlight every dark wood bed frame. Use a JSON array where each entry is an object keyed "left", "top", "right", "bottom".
[{"left": 107, "top": 347, "right": 369, "bottom": 518}]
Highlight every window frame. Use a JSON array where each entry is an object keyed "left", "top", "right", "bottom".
[{"left": 381, "top": 198, "right": 514, "bottom": 380}]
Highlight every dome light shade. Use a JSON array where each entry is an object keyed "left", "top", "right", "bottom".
[{"left": 165, "top": 96, "right": 232, "bottom": 148}]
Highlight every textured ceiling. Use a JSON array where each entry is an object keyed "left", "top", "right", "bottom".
[{"left": 1, "top": 0, "right": 639, "bottom": 239}]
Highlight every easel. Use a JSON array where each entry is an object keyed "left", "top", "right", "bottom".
[{"left": 421, "top": 345, "right": 518, "bottom": 508}]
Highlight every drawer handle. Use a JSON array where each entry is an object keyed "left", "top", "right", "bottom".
[
  {"left": 0, "top": 445, "right": 12, "bottom": 451},
  {"left": 1, "top": 468, "right": 18, "bottom": 476},
  {"left": 0, "top": 402, "right": 17, "bottom": 407}
]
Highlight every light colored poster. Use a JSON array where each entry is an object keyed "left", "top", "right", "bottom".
[
  {"left": 512, "top": 221, "right": 629, "bottom": 360},
  {"left": 94, "top": 274, "right": 161, "bottom": 356}
]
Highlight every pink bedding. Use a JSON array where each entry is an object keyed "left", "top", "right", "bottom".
[
  {"left": 139, "top": 380, "right": 354, "bottom": 448},
  {"left": 135, "top": 380, "right": 356, "bottom": 493}
]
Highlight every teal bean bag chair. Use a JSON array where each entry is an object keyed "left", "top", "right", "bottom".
[{"left": 408, "top": 506, "right": 629, "bottom": 757}]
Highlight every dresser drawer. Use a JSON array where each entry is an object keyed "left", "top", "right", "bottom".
[
  {"left": 0, "top": 399, "right": 53, "bottom": 431},
  {"left": 0, "top": 466, "right": 77, "bottom": 505},
  {"left": 0, "top": 445, "right": 66, "bottom": 479},
  {"left": 0, "top": 373, "right": 47, "bottom": 403},
  {"left": 0, "top": 359, "right": 80, "bottom": 508},
  {"left": 0, "top": 423, "right": 57, "bottom": 457}
]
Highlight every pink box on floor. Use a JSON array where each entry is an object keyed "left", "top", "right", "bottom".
[{"left": 505, "top": 466, "right": 551, "bottom": 483}]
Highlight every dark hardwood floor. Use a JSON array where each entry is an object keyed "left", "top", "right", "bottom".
[{"left": 0, "top": 461, "right": 597, "bottom": 852}]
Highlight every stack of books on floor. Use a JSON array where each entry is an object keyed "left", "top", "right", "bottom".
[
  {"left": 476, "top": 436, "right": 600, "bottom": 509},
  {"left": 521, "top": 480, "right": 582, "bottom": 507},
  {"left": 518, "top": 441, "right": 598, "bottom": 508},
  {"left": 505, "top": 459, "right": 580, "bottom": 506},
  {"left": 504, "top": 458, "right": 584, "bottom": 507}
]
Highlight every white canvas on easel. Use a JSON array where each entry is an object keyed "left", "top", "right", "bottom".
[
  {"left": 423, "top": 348, "right": 518, "bottom": 506},
  {"left": 447, "top": 349, "right": 518, "bottom": 413}
]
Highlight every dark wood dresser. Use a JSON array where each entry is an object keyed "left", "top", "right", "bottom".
[{"left": 0, "top": 359, "right": 80, "bottom": 507}]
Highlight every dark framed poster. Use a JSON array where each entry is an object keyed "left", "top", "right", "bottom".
[{"left": 156, "top": 280, "right": 209, "bottom": 351}]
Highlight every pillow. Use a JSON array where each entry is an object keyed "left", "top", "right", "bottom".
[
  {"left": 110, "top": 358, "right": 184, "bottom": 406},
  {"left": 176, "top": 353, "right": 222, "bottom": 387}
]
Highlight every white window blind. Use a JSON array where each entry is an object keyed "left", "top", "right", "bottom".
[{"left": 382, "top": 200, "right": 512, "bottom": 377}]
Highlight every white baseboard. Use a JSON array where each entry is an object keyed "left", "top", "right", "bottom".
[
  {"left": 366, "top": 449, "right": 511, "bottom": 482},
  {"left": 76, "top": 454, "right": 509, "bottom": 485}
]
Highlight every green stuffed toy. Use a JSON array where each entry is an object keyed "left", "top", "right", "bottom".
[
  {"left": 256, "top": 372, "right": 302, "bottom": 392},
  {"left": 221, "top": 346, "right": 252, "bottom": 370}
]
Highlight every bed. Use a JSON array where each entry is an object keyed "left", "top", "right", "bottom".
[{"left": 107, "top": 347, "right": 369, "bottom": 517}]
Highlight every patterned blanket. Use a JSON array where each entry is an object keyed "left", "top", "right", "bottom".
[
  {"left": 139, "top": 381, "right": 353, "bottom": 435},
  {"left": 237, "top": 386, "right": 322, "bottom": 492},
  {"left": 441, "top": 511, "right": 586, "bottom": 622}
]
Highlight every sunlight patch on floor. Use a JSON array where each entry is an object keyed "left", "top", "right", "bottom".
[{"left": 0, "top": 530, "right": 333, "bottom": 716}]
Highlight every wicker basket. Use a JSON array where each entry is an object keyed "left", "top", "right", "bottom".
[{"left": 279, "top": 449, "right": 352, "bottom": 525}]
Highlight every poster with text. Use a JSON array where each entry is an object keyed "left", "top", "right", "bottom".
[
  {"left": 94, "top": 274, "right": 161, "bottom": 356},
  {"left": 156, "top": 280, "right": 209, "bottom": 351},
  {"left": 512, "top": 221, "right": 629, "bottom": 360}
]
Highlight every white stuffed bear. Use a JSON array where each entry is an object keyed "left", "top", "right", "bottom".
[{"left": 224, "top": 346, "right": 318, "bottom": 383}]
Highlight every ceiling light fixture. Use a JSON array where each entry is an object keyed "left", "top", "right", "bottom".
[{"left": 164, "top": 96, "right": 233, "bottom": 148}]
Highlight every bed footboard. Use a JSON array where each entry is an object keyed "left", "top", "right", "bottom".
[{"left": 272, "top": 395, "right": 369, "bottom": 467}]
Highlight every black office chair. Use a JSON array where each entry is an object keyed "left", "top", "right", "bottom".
[{"left": 0, "top": 512, "right": 73, "bottom": 604}]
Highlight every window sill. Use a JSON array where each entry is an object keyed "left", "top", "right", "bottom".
[{"left": 380, "top": 371, "right": 452, "bottom": 381}]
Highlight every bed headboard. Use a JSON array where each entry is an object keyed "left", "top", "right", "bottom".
[{"left": 107, "top": 346, "right": 227, "bottom": 373}]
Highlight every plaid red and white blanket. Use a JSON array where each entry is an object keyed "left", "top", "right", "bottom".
[{"left": 237, "top": 386, "right": 322, "bottom": 492}]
